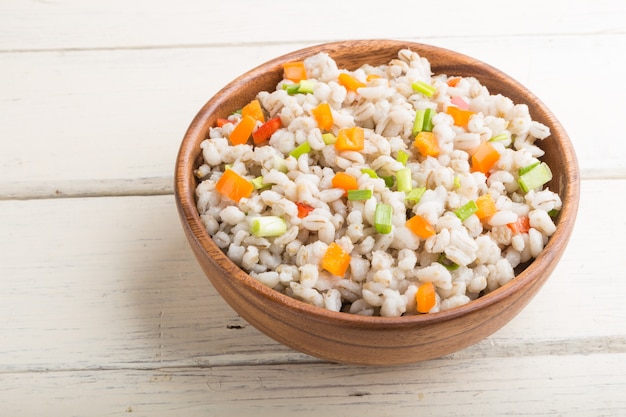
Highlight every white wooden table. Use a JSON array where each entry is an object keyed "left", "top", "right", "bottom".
[{"left": 2, "top": 1, "right": 625, "bottom": 415}]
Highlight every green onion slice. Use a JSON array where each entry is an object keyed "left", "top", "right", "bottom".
[
  {"left": 412, "top": 109, "right": 425, "bottom": 136},
  {"left": 374, "top": 203, "right": 393, "bottom": 234},
  {"left": 360, "top": 168, "right": 379, "bottom": 178},
  {"left": 250, "top": 216, "right": 287, "bottom": 237},
  {"left": 347, "top": 189, "right": 372, "bottom": 201},
  {"left": 396, "top": 167, "right": 412, "bottom": 193},
  {"left": 518, "top": 162, "right": 552, "bottom": 193},
  {"left": 438, "top": 253, "right": 460, "bottom": 271},
  {"left": 396, "top": 149, "right": 410, "bottom": 166},
  {"left": 489, "top": 133, "right": 509, "bottom": 142},
  {"left": 411, "top": 80, "right": 437, "bottom": 98},
  {"left": 251, "top": 176, "right": 267, "bottom": 190},
  {"left": 322, "top": 133, "right": 337, "bottom": 145},
  {"left": 405, "top": 187, "right": 426, "bottom": 203},
  {"left": 422, "top": 107, "right": 434, "bottom": 132},
  {"left": 289, "top": 141, "right": 311, "bottom": 159},
  {"left": 454, "top": 200, "right": 478, "bottom": 221}
]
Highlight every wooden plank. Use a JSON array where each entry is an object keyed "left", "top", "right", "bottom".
[
  {"left": 1, "top": 35, "right": 624, "bottom": 199},
  {"left": 1, "top": 354, "right": 625, "bottom": 416},
  {"left": 1, "top": 180, "right": 624, "bottom": 372},
  {"left": 2, "top": 0, "right": 624, "bottom": 51}
]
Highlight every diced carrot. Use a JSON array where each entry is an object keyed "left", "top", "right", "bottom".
[
  {"left": 507, "top": 216, "right": 531, "bottom": 234},
  {"left": 335, "top": 126, "right": 364, "bottom": 152},
  {"left": 331, "top": 172, "right": 358, "bottom": 194},
  {"left": 416, "top": 281, "right": 436, "bottom": 313},
  {"left": 405, "top": 215, "right": 436, "bottom": 239},
  {"left": 321, "top": 242, "right": 352, "bottom": 277},
  {"left": 252, "top": 116, "right": 282, "bottom": 144},
  {"left": 283, "top": 61, "right": 307, "bottom": 83},
  {"left": 446, "top": 105, "right": 476, "bottom": 128},
  {"left": 216, "top": 118, "right": 231, "bottom": 128},
  {"left": 296, "top": 202, "right": 315, "bottom": 219},
  {"left": 475, "top": 194, "right": 497, "bottom": 220},
  {"left": 471, "top": 141, "right": 500, "bottom": 174},
  {"left": 338, "top": 72, "right": 366, "bottom": 93},
  {"left": 413, "top": 131, "right": 440, "bottom": 157},
  {"left": 311, "top": 102, "right": 334, "bottom": 131},
  {"left": 447, "top": 77, "right": 461, "bottom": 87},
  {"left": 241, "top": 99, "right": 265, "bottom": 123},
  {"left": 215, "top": 169, "right": 254, "bottom": 202},
  {"left": 228, "top": 115, "right": 256, "bottom": 145}
]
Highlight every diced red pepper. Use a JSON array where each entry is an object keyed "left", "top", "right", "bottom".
[{"left": 252, "top": 116, "right": 282, "bottom": 144}]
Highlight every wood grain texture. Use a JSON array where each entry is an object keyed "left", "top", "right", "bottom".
[{"left": 2, "top": 0, "right": 624, "bottom": 413}]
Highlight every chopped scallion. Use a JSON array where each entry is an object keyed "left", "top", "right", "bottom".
[
  {"left": 347, "top": 189, "right": 372, "bottom": 201},
  {"left": 396, "top": 167, "right": 412, "bottom": 192},
  {"left": 411, "top": 80, "right": 437, "bottom": 97},
  {"left": 374, "top": 203, "right": 393, "bottom": 234},
  {"left": 405, "top": 187, "right": 426, "bottom": 203},
  {"left": 322, "top": 133, "right": 337, "bottom": 145},
  {"left": 454, "top": 200, "right": 478, "bottom": 221},
  {"left": 361, "top": 168, "right": 379, "bottom": 178},
  {"left": 250, "top": 216, "right": 287, "bottom": 237},
  {"left": 297, "top": 79, "right": 316, "bottom": 94},
  {"left": 518, "top": 162, "right": 552, "bottom": 193},
  {"left": 453, "top": 175, "right": 461, "bottom": 189},
  {"left": 289, "top": 141, "right": 311, "bottom": 159},
  {"left": 396, "top": 149, "right": 410, "bottom": 166},
  {"left": 273, "top": 155, "right": 288, "bottom": 173},
  {"left": 548, "top": 209, "right": 560, "bottom": 218},
  {"left": 422, "top": 107, "right": 434, "bottom": 132},
  {"left": 518, "top": 161, "right": 541, "bottom": 176},
  {"left": 412, "top": 109, "right": 425, "bottom": 136},
  {"left": 284, "top": 83, "right": 300, "bottom": 95},
  {"left": 251, "top": 176, "right": 267, "bottom": 190},
  {"left": 489, "top": 133, "right": 509, "bottom": 142},
  {"left": 438, "top": 253, "right": 460, "bottom": 271},
  {"left": 382, "top": 175, "right": 395, "bottom": 188}
]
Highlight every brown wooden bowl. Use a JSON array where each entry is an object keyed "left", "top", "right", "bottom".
[{"left": 174, "top": 40, "right": 580, "bottom": 365}]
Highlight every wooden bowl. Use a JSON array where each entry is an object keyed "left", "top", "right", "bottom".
[{"left": 174, "top": 40, "right": 579, "bottom": 365}]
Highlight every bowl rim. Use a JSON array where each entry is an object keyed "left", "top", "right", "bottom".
[{"left": 174, "top": 39, "right": 580, "bottom": 327}]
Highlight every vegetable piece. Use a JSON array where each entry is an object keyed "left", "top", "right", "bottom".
[
  {"left": 252, "top": 116, "right": 282, "bottom": 144},
  {"left": 519, "top": 161, "right": 541, "bottom": 176},
  {"left": 215, "top": 169, "right": 254, "bottom": 202},
  {"left": 283, "top": 61, "right": 307, "bottom": 82},
  {"left": 507, "top": 216, "right": 531, "bottom": 234},
  {"left": 518, "top": 162, "right": 552, "bottom": 193},
  {"left": 416, "top": 281, "right": 437, "bottom": 313},
  {"left": 332, "top": 172, "right": 358, "bottom": 194},
  {"left": 396, "top": 167, "right": 412, "bottom": 192},
  {"left": 411, "top": 80, "right": 437, "bottom": 97},
  {"left": 297, "top": 79, "right": 316, "bottom": 94},
  {"left": 451, "top": 96, "right": 469, "bottom": 110},
  {"left": 228, "top": 115, "right": 256, "bottom": 145},
  {"left": 382, "top": 175, "right": 395, "bottom": 188},
  {"left": 405, "top": 187, "right": 426, "bottom": 203},
  {"left": 250, "top": 216, "right": 287, "bottom": 237},
  {"left": 284, "top": 83, "right": 301, "bottom": 95},
  {"left": 475, "top": 194, "right": 497, "bottom": 220},
  {"left": 396, "top": 149, "right": 409, "bottom": 166},
  {"left": 422, "top": 107, "right": 435, "bottom": 132},
  {"left": 412, "top": 108, "right": 425, "bottom": 136},
  {"left": 347, "top": 189, "right": 372, "bottom": 201},
  {"left": 251, "top": 176, "right": 267, "bottom": 190},
  {"left": 338, "top": 72, "right": 366, "bottom": 92},
  {"left": 289, "top": 141, "right": 311, "bottom": 159},
  {"left": 454, "top": 200, "right": 478, "bottom": 221},
  {"left": 471, "top": 141, "right": 500, "bottom": 174},
  {"left": 241, "top": 99, "right": 265, "bottom": 123},
  {"left": 438, "top": 253, "right": 460, "bottom": 271},
  {"left": 374, "top": 203, "right": 393, "bottom": 234},
  {"left": 216, "top": 118, "right": 231, "bottom": 128},
  {"left": 335, "top": 126, "right": 365, "bottom": 152},
  {"left": 311, "top": 102, "right": 334, "bottom": 131},
  {"left": 413, "top": 131, "right": 440, "bottom": 157},
  {"left": 489, "top": 133, "right": 509, "bottom": 142},
  {"left": 321, "top": 242, "right": 351, "bottom": 277},
  {"left": 446, "top": 105, "right": 476, "bottom": 128},
  {"left": 405, "top": 214, "right": 436, "bottom": 239},
  {"left": 296, "top": 202, "right": 315, "bottom": 218},
  {"left": 360, "top": 168, "right": 378, "bottom": 178},
  {"left": 322, "top": 133, "right": 336, "bottom": 145},
  {"left": 447, "top": 77, "right": 461, "bottom": 87}
]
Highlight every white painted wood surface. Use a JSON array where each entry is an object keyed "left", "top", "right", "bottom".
[{"left": 1, "top": 1, "right": 625, "bottom": 415}]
